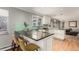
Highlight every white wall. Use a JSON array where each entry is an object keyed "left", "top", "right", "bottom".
[{"left": 0, "top": 7, "right": 33, "bottom": 50}]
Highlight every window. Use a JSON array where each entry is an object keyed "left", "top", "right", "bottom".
[
  {"left": 0, "top": 9, "right": 8, "bottom": 34},
  {"left": 0, "top": 16, "right": 7, "bottom": 31}
]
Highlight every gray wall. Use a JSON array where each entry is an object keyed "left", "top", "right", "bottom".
[{"left": 0, "top": 7, "right": 33, "bottom": 50}]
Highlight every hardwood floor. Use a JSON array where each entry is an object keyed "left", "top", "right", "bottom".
[
  {"left": 7, "top": 35, "right": 79, "bottom": 51},
  {"left": 53, "top": 35, "right": 79, "bottom": 51}
]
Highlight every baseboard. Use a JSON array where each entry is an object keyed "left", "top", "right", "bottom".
[{"left": 0, "top": 45, "right": 12, "bottom": 51}]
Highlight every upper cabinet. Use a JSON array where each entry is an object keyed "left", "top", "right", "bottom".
[
  {"left": 32, "top": 15, "right": 51, "bottom": 27},
  {"left": 32, "top": 15, "right": 42, "bottom": 27},
  {"left": 42, "top": 16, "right": 51, "bottom": 25},
  {"left": 50, "top": 18, "right": 61, "bottom": 29},
  {"left": 32, "top": 15, "right": 62, "bottom": 30}
]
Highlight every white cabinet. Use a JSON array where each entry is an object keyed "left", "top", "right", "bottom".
[
  {"left": 32, "top": 15, "right": 42, "bottom": 27},
  {"left": 32, "top": 30, "right": 43, "bottom": 39},
  {"left": 32, "top": 15, "right": 51, "bottom": 28},
  {"left": 23, "top": 35, "right": 53, "bottom": 51},
  {"left": 32, "top": 31, "right": 38, "bottom": 39},
  {"left": 42, "top": 16, "right": 51, "bottom": 25}
]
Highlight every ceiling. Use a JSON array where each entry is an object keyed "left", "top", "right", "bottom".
[{"left": 16, "top": 7, "right": 79, "bottom": 21}]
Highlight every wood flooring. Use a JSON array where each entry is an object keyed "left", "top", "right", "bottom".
[
  {"left": 53, "top": 35, "right": 79, "bottom": 51},
  {"left": 7, "top": 35, "right": 79, "bottom": 51}
]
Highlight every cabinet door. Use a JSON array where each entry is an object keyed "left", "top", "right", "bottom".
[
  {"left": 32, "top": 15, "right": 42, "bottom": 27},
  {"left": 32, "top": 16, "right": 37, "bottom": 26},
  {"left": 38, "top": 18, "right": 42, "bottom": 26}
]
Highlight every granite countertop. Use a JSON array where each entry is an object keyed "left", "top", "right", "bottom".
[{"left": 21, "top": 30, "right": 54, "bottom": 41}]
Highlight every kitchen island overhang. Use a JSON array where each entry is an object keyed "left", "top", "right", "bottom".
[{"left": 23, "top": 34, "right": 54, "bottom": 51}]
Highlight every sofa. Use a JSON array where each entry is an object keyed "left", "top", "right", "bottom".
[{"left": 66, "top": 28, "right": 78, "bottom": 36}]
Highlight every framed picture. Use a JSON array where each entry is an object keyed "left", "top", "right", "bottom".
[{"left": 69, "top": 21, "right": 77, "bottom": 27}]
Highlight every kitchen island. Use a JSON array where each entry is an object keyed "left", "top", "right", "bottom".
[
  {"left": 20, "top": 30, "right": 54, "bottom": 51},
  {"left": 23, "top": 33, "right": 54, "bottom": 51}
]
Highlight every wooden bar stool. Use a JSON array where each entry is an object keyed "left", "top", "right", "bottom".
[{"left": 18, "top": 37, "right": 40, "bottom": 51}]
